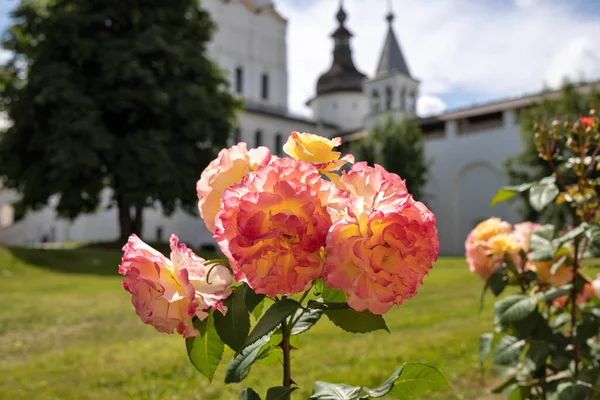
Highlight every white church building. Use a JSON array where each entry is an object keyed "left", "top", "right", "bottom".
[{"left": 0, "top": 0, "right": 593, "bottom": 255}]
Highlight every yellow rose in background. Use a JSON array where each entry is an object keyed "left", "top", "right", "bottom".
[{"left": 283, "top": 131, "right": 342, "bottom": 163}]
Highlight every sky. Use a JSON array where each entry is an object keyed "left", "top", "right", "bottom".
[{"left": 1, "top": 0, "right": 600, "bottom": 118}]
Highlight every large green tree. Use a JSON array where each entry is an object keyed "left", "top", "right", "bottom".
[
  {"left": 351, "top": 116, "right": 429, "bottom": 200},
  {"left": 0, "top": 0, "right": 239, "bottom": 240},
  {"left": 505, "top": 80, "right": 600, "bottom": 223}
]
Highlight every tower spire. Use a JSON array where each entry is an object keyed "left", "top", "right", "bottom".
[
  {"left": 375, "top": 0, "right": 411, "bottom": 78},
  {"left": 314, "top": 0, "right": 366, "bottom": 96}
]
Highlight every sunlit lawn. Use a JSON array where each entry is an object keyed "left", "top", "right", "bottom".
[{"left": 0, "top": 246, "right": 500, "bottom": 399}]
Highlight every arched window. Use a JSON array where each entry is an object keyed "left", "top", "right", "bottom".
[
  {"left": 407, "top": 91, "right": 416, "bottom": 113},
  {"left": 371, "top": 89, "right": 380, "bottom": 114},
  {"left": 385, "top": 86, "right": 393, "bottom": 111},
  {"left": 399, "top": 88, "right": 406, "bottom": 111}
]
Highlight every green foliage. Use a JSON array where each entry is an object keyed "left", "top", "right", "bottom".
[
  {"left": 310, "top": 363, "right": 449, "bottom": 399},
  {"left": 185, "top": 312, "right": 224, "bottom": 382},
  {"left": 0, "top": 0, "right": 239, "bottom": 238},
  {"left": 351, "top": 116, "right": 429, "bottom": 200},
  {"left": 239, "top": 388, "right": 262, "bottom": 400},
  {"left": 225, "top": 334, "right": 272, "bottom": 384},
  {"left": 214, "top": 286, "right": 251, "bottom": 352},
  {"left": 321, "top": 307, "right": 389, "bottom": 334},
  {"left": 504, "top": 80, "right": 600, "bottom": 222},
  {"left": 243, "top": 298, "right": 301, "bottom": 348}
]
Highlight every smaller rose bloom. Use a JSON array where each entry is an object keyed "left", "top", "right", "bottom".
[
  {"left": 528, "top": 256, "right": 573, "bottom": 287},
  {"left": 512, "top": 222, "right": 542, "bottom": 252},
  {"left": 465, "top": 217, "right": 513, "bottom": 280},
  {"left": 119, "top": 234, "right": 232, "bottom": 338},
  {"left": 197, "top": 143, "right": 272, "bottom": 232},
  {"left": 283, "top": 131, "right": 354, "bottom": 183},
  {"left": 553, "top": 283, "right": 596, "bottom": 309}
]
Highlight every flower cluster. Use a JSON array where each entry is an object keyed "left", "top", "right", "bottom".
[
  {"left": 210, "top": 132, "right": 439, "bottom": 314},
  {"left": 465, "top": 217, "right": 541, "bottom": 280},
  {"left": 119, "top": 235, "right": 232, "bottom": 338},
  {"left": 119, "top": 130, "right": 440, "bottom": 337}
]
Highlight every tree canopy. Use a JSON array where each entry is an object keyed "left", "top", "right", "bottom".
[
  {"left": 0, "top": 0, "right": 239, "bottom": 239},
  {"left": 351, "top": 116, "right": 429, "bottom": 200}
]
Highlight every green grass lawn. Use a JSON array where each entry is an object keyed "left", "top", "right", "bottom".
[{"left": 0, "top": 246, "right": 499, "bottom": 400}]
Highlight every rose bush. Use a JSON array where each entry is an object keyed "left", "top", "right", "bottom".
[{"left": 472, "top": 112, "right": 600, "bottom": 399}]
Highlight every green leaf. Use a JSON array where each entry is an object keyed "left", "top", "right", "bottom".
[
  {"left": 185, "top": 313, "right": 224, "bottom": 382},
  {"left": 490, "top": 182, "right": 535, "bottom": 207},
  {"left": 364, "top": 363, "right": 449, "bottom": 399},
  {"left": 529, "top": 183, "right": 559, "bottom": 212},
  {"left": 537, "top": 285, "right": 572, "bottom": 302},
  {"left": 266, "top": 387, "right": 298, "bottom": 400},
  {"left": 251, "top": 299, "right": 266, "bottom": 320},
  {"left": 523, "top": 341, "right": 551, "bottom": 374},
  {"left": 529, "top": 183, "right": 560, "bottom": 212},
  {"left": 552, "top": 381, "right": 593, "bottom": 400},
  {"left": 321, "top": 286, "right": 348, "bottom": 302},
  {"left": 310, "top": 381, "right": 362, "bottom": 399},
  {"left": 493, "top": 335, "right": 526, "bottom": 371},
  {"left": 549, "top": 255, "right": 568, "bottom": 275},
  {"left": 584, "top": 223, "right": 600, "bottom": 246},
  {"left": 225, "top": 334, "right": 272, "bottom": 383},
  {"left": 243, "top": 299, "right": 301, "bottom": 348},
  {"left": 307, "top": 300, "right": 351, "bottom": 310},
  {"left": 214, "top": 287, "right": 250, "bottom": 352},
  {"left": 553, "top": 223, "right": 587, "bottom": 245},
  {"left": 244, "top": 285, "right": 266, "bottom": 313},
  {"left": 494, "top": 295, "right": 538, "bottom": 324},
  {"left": 324, "top": 308, "right": 389, "bottom": 333},
  {"left": 488, "top": 267, "right": 508, "bottom": 296},
  {"left": 479, "top": 333, "right": 494, "bottom": 364},
  {"left": 507, "top": 385, "right": 530, "bottom": 400},
  {"left": 239, "top": 388, "right": 262, "bottom": 400},
  {"left": 291, "top": 308, "right": 323, "bottom": 336}
]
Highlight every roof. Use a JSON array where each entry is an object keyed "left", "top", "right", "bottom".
[
  {"left": 243, "top": 103, "right": 339, "bottom": 129},
  {"left": 423, "top": 81, "right": 600, "bottom": 121},
  {"left": 375, "top": 13, "right": 411, "bottom": 78}
]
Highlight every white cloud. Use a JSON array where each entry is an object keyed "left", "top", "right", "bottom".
[
  {"left": 417, "top": 95, "right": 447, "bottom": 117},
  {"left": 276, "top": 0, "right": 600, "bottom": 116}
]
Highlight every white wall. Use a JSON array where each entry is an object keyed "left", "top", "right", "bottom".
[
  {"left": 422, "top": 109, "right": 524, "bottom": 255},
  {"left": 203, "top": 0, "right": 288, "bottom": 110},
  {"left": 310, "top": 92, "right": 368, "bottom": 132}
]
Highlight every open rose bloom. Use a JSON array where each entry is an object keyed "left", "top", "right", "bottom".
[
  {"left": 119, "top": 234, "right": 231, "bottom": 338},
  {"left": 120, "top": 131, "right": 441, "bottom": 339}
]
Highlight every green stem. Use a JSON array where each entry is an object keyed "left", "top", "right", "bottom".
[
  {"left": 281, "top": 318, "right": 292, "bottom": 398},
  {"left": 570, "top": 238, "right": 580, "bottom": 375}
]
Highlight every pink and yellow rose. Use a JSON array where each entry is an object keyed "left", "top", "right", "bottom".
[
  {"left": 197, "top": 142, "right": 272, "bottom": 232},
  {"left": 214, "top": 157, "right": 347, "bottom": 297},
  {"left": 465, "top": 217, "right": 514, "bottom": 280},
  {"left": 324, "top": 163, "right": 439, "bottom": 314},
  {"left": 119, "top": 234, "right": 232, "bottom": 338}
]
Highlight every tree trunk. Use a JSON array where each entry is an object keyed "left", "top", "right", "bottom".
[
  {"left": 133, "top": 206, "right": 143, "bottom": 238},
  {"left": 117, "top": 194, "right": 132, "bottom": 242}
]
